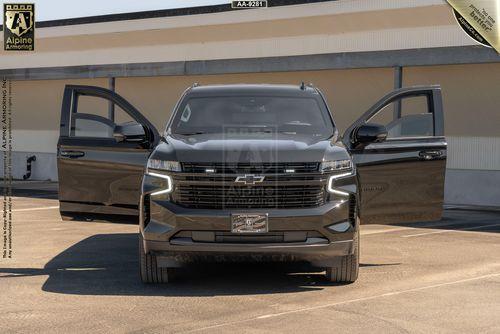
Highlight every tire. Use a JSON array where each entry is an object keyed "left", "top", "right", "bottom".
[
  {"left": 139, "top": 235, "right": 173, "bottom": 283},
  {"left": 325, "top": 227, "right": 359, "bottom": 283}
]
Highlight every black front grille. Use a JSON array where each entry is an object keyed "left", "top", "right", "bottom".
[
  {"left": 175, "top": 184, "right": 325, "bottom": 209},
  {"left": 172, "top": 162, "right": 327, "bottom": 209}
]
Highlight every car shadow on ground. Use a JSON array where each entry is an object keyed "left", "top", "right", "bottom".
[
  {"left": 0, "top": 233, "right": 399, "bottom": 297},
  {"left": 10, "top": 189, "right": 59, "bottom": 199}
]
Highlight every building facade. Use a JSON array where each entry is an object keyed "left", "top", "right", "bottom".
[{"left": 1, "top": 0, "right": 499, "bottom": 206}]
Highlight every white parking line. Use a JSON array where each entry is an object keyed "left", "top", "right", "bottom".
[
  {"left": 361, "top": 220, "right": 485, "bottom": 236},
  {"left": 6, "top": 206, "right": 59, "bottom": 212},
  {"left": 182, "top": 273, "right": 500, "bottom": 333},
  {"left": 361, "top": 227, "right": 414, "bottom": 235},
  {"left": 402, "top": 223, "right": 500, "bottom": 238}
]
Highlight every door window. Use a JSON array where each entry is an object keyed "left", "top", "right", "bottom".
[
  {"left": 73, "top": 114, "right": 114, "bottom": 138},
  {"left": 70, "top": 94, "right": 134, "bottom": 138},
  {"left": 367, "top": 95, "right": 434, "bottom": 139}
]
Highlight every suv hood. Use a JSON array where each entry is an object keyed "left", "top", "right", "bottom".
[{"left": 150, "top": 133, "right": 350, "bottom": 163}]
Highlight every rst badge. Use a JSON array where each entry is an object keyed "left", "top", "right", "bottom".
[{"left": 3, "top": 3, "right": 35, "bottom": 51}]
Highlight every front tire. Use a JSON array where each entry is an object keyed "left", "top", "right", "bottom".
[
  {"left": 139, "top": 235, "right": 173, "bottom": 283},
  {"left": 325, "top": 227, "right": 359, "bottom": 283}
]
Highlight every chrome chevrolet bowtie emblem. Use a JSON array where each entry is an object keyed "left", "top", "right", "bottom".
[{"left": 235, "top": 174, "right": 265, "bottom": 185}]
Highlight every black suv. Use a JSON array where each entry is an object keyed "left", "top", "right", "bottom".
[{"left": 57, "top": 83, "right": 447, "bottom": 284}]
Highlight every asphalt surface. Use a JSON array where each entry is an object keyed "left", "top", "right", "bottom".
[{"left": 1, "top": 191, "right": 500, "bottom": 333}]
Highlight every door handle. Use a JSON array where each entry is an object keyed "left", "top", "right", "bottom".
[
  {"left": 418, "top": 150, "right": 442, "bottom": 160},
  {"left": 60, "top": 150, "right": 85, "bottom": 158}
]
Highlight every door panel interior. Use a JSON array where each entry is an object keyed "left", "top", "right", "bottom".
[{"left": 344, "top": 86, "right": 447, "bottom": 224}]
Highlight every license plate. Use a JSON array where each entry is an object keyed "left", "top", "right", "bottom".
[{"left": 231, "top": 214, "right": 268, "bottom": 233}]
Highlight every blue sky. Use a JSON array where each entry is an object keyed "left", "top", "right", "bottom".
[{"left": 1, "top": 0, "right": 228, "bottom": 21}]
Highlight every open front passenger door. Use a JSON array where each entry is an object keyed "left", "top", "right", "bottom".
[
  {"left": 344, "top": 86, "right": 447, "bottom": 224},
  {"left": 57, "top": 85, "right": 159, "bottom": 220}
]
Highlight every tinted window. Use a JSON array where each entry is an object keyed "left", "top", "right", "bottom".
[
  {"left": 169, "top": 96, "right": 334, "bottom": 137},
  {"left": 368, "top": 95, "right": 434, "bottom": 138},
  {"left": 74, "top": 117, "right": 113, "bottom": 138},
  {"left": 69, "top": 95, "right": 135, "bottom": 139}
]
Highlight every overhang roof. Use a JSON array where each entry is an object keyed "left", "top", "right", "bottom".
[
  {"left": 0, "top": 0, "right": 335, "bottom": 31},
  {"left": 2, "top": 0, "right": 499, "bottom": 79}
]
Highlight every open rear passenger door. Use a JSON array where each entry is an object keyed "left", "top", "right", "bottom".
[
  {"left": 57, "top": 85, "right": 159, "bottom": 220},
  {"left": 343, "top": 86, "right": 447, "bottom": 224}
]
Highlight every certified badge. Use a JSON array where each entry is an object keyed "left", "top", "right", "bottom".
[
  {"left": 3, "top": 3, "right": 35, "bottom": 51},
  {"left": 447, "top": 0, "right": 499, "bottom": 52}
]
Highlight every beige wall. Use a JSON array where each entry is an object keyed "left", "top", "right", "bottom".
[
  {"left": 0, "top": 1, "right": 471, "bottom": 69},
  {"left": 8, "top": 63, "right": 500, "bottom": 199},
  {"left": 405, "top": 63, "right": 500, "bottom": 171},
  {"left": 11, "top": 68, "right": 392, "bottom": 153},
  {"left": 404, "top": 63, "right": 500, "bottom": 137},
  {"left": 12, "top": 78, "right": 107, "bottom": 153},
  {"left": 115, "top": 68, "right": 394, "bottom": 134},
  {"left": 11, "top": 62, "right": 500, "bottom": 172},
  {"left": 33, "top": 6, "right": 455, "bottom": 53},
  {"left": 13, "top": 78, "right": 108, "bottom": 131},
  {"left": 13, "top": 68, "right": 393, "bottom": 134}
]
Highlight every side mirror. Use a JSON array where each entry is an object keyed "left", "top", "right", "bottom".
[
  {"left": 113, "top": 122, "right": 146, "bottom": 143},
  {"left": 352, "top": 123, "right": 387, "bottom": 148}
]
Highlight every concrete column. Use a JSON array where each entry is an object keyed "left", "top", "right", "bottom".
[
  {"left": 108, "top": 77, "right": 115, "bottom": 121},
  {"left": 393, "top": 66, "right": 402, "bottom": 120}
]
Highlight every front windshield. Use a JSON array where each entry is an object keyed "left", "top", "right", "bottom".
[{"left": 168, "top": 95, "right": 335, "bottom": 137}]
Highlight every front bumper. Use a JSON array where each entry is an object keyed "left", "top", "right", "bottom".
[{"left": 140, "top": 196, "right": 357, "bottom": 266}]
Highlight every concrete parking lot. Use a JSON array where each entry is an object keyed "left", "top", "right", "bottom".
[{"left": 1, "top": 187, "right": 500, "bottom": 333}]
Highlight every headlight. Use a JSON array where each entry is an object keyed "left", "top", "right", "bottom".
[
  {"left": 145, "top": 159, "right": 178, "bottom": 196},
  {"left": 147, "top": 159, "right": 181, "bottom": 172},
  {"left": 323, "top": 159, "right": 355, "bottom": 196},
  {"left": 320, "top": 159, "right": 353, "bottom": 172},
  {"left": 327, "top": 172, "right": 353, "bottom": 196},
  {"left": 146, "top": 172, "right": 173, "bottom": 196}
]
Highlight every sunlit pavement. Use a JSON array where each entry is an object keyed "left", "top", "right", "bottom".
[{"left": 1, "top": 193, "right": 499, "bottom": 333}]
